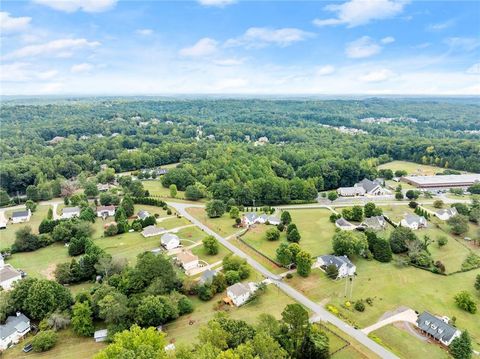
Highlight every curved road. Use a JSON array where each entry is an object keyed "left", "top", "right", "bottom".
[{"left": 168, "top": 201, "right": 398, "bottom": 359}]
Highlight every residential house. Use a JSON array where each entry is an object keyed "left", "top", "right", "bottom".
[
  {"left": 0, "top": 313, "right": 31, "bottom": 350},
  {"left": 176, "top": 250, "right": 199, "bottom": 272},
  {"left": 362, "top": 216, "right": 386, "bottom": 231},
  {"left": 61, "top": 206, "right": 81, "bottom": 219},
  {"left": 11, "top": 210, "right": 31, "bottom": 224},
  {"left": 199, "top": 269, "right": 217, "bottom": 285},
  {"left": 401, "top": 214, "right": 427, "bottom": 230},
  {"left": 96, "top": 205, "right": 116, "bottom": 218},
  {"left": 0, "top": 254, "right": 22, "bottom": 290},
  {"left": 337, "top": 186, "right": 365, "bottom": 197},
  {"left": 416, "top": 311, "right": 460, "bottom": 346},
  {"left": 94, "top": 329, "right": 108, "bottom": 343},
  {"left": 226, "top": 282, "right": 256, "bottom": 307},
  {"left": 256, "top": 214, "right": 268, "bottom": 224},
  {"left": 335, "top": 218, "right": 357, "bottom": 231},
  {"left": 241, "top": 213, "right": 280, "bottom": 227},
  {"left": 141, "top": 225, "right": 165, "bottom": 238},
  {"left": 161, "top": 233, "right": 180, "bottom": 250},
  {"left": 97, "top": 183, "right": 116, "bottom": 192},
  {"left": 435, "top": 207, "right": 458, "bottom": 221},
  {"left": 317, "top": 255, "right": 356, "bottom": 278},
  {"left": 337, "top": 178, "right": 385, "bottom": 197},
  {"left": 241, "top": 213, "right": 258, "bottom": 227},
  {"left": 137, "top": 210, "right": 151, "bottom": 220},
  {"left": 266, "top": 215, "right": 281, "bottom": 225}
]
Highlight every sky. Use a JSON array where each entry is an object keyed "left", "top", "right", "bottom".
[{"left": 1, "top": 0, "right": 479, "bottom": 95}]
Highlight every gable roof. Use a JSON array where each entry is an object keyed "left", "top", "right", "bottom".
[
  {"left": 338, "top": 187, "right": 365, "bottom": 196},
  {"left": 404, "top": 214, "right": 426, "bottom": 225},
  {"left": 142, "top": 225, "right": 165, "bottom": 236},
  {"left": 97, "top": 205, "right": 116, "bottom": 212},
  {"left": 436, "top": 207, "right": 458, "bottom": 217},
  {"left": 62, "top": 206, "right": 80, "bottom": 214},
  {"left": 244, "top": 213, "right": 257, "bottom": 222},
  {"left": 335, "top": 218, "right": 355, "bottom": 228},
  {"left": 200, "top": 269, "right": 217, "bottom": 284},
  {"left": 355, "top": 178, "right": 380, "bottom": 193},
  {"left": 177, "top": 250, "right": 198, "bottom": 264},
  {"left": 227, "top": 282, "right": 251, "bottom": 297},
  {"left": 0, "top": 264, "right": 22, "bottom": 282},
  {"left": 137, "top": 210, "right": 151, "bottom": 219},
  {"left": 416, "top": 311, "right": 458, "bottom": 343},
  {"left": 319, "top": 255, "right": 355, "bottom": 269},
  {"left": 363, "top": 216, "right": 385, "bottom": 229},
  {"left": 12, "top": 210, "right": 29, "bottom": 218},
  {"left": 161, "top": 233, "right": 179, "bottom": 245},
  {"left": 0, "top": 313, "right": 30, "bottom": 340}
]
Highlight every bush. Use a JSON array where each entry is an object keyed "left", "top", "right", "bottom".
[
  {"left": 454, "top": 291, "right": 477, "bottom": 314},
  {"left": 265, "top": 228, "right": 280, "bottom": 241},
  {"left": 433, "top": 200, "right": 444, "bottom": 208},
  {"left": 354, "top": 301, "right": 365, "bottom": 312},
  {"left": 325, "top": 264, "right": 339, "bottom": 279},
  {"left": 285, "top": 273, "right": 293, "bottom": 279},
  {"left": 31, "top": 330, "right": 58, "bottom": 352},
  {"left": 437, "top": 236, "right": 448, "bottom": 247}
]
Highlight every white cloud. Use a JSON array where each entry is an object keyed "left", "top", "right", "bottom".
[
  {"left": 0, "top": 62, "right": 31, "bottom": 82},
  {"left": 345, "top": 36, "right": 381, "bottom": 58},
  {"left": 427, "top": 19, "right": 455, "bottom": 31},
  {"left": 197, "top": 0, "right": 235, "bottom": 7},
  {"left": 39, "top": 82, "right": 64, "bottom": 93},
  {"left": 0, "top": 12, "right": 31, "bottom": 33},
  {"left": 466, "top": 63, "right": 480, "bottom": 74},
  {"left": 444, "top": 37, "right": 480, "bottom": 52},
  {"left": 179, "top": 38, "right": 218, "bottom": 57},
  {"left": 381, "top": 36, "right": 395, "bottom": 44},
  {"left": 214, "top": 58, "right": 245, "bottom": 66},
  {"left": 316, "top": 65, "right": 335, "bottom": 76},
  {"left": 37, "top": 70, "right": 58, "bottom": 80},
  {"left": 225, "top": 27, "right": 313, "bottom": 48},
  {"left": 32, "top": 0, "right": 117, "bottom": 13},
  {"left": 413, "top": 42, "right": 431, "bottom": 49},
  {"left": 313, "top": 0, "right": 409, "bottom": 28},
  {"left": 71, "top": 63, "right": 94, "bottom": 73},
  {"left": 213, "top": 77, "right": 248, "bottom": 90},
  {"left": 3, "top": 38, "right": 100, "bottom": 60},
  {"left": 359, "top": 69, "right": 395, "bottom": 82},
  {"left": 136, "top": 29, "right": 153, "bottom": 36}
]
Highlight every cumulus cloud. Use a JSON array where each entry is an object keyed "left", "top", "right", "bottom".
[
  {"left": 197, "top": 0, "right": 235, "bottom": 7},
  {"left": 444, "top": 37, "right": 480, "bottom": 52},
  {"left": 0, "top": 12, "right": 31, "bottom": 33},
  {"left": 381, "top": 36, "right": 395, "bottom": 44},
  {"left": 359, "top": 68, "right": 395, "bottom": 82},
  {"left": 214, "top": 58, "right": 245, "bottom": 66},
  {"left": 316, "top": 65, "right": 335, "bottom": 76},
  {"left": 345, "top": 36, "right": 382, "bottom": 58},
  {"left": 71, "top": 63, "right": 94, "bottom": 73},
  {"left": 427, "top": 19, "right": 455, "bottom": 31},
  {"left": 3, "top": 38, "right": 100, "bottom": 60},
  {"left": 0, "top": 62, "right": 58, "bottom": 82},
  {"left": 179, "top": 38, "right": 218, "bottom": 57},
  {"left": 313, "top": 0, "right": 409, "bottom": 28},
  {"left": 225, "top": 27, "right": 313, "bottom": 48},
  {"left": 136, "top": 29, "right": 153, "bottom": 36},
  {"left": 32, "top": 0, "right": 117, "bottom": 13},
  {"left": 466, "top": 63, "right": 480, "bottom": 74}
]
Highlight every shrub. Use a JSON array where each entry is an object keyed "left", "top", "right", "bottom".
[
  {"left": 454, "top": 291, "right": 477, "bottom": 314},
  {"left": 354, "top": 301, "right": 365, "bottom": 312},
  {"left": 285, "top": 273, "right": 293, "bottom": 279},
  {"left": 265, "top": 228, "right": 280, "bottom": 241},
  {"left": 437, "top": 236, "right": 448, "bottom": 247},
  {"left": 325, "top": 264, "right": 339, "bottom": 279},
  {"left": 31, "top": 330, "right": 58, "bottom": 352}
]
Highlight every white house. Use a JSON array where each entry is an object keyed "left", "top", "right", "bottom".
[
  {"left": 416, "top": 311, "right": 461, "bottom": 346},
  {"left": 317, "top": 255, "right": 356, "bottom": 278},
  {"left": 0, "top": 254, "right": 22, "bottom": 290},
  {"left": 335, "top": 218, "right": 357, "bottom": 231},
  {"left": 176, "top": 250, "right": 199, "bottom": 272},
  {"left": 11, "top": 209, "right": 31, "bottom": 224},
  {"left": 401, "top": 214, "right": 427, "bottom": 230},
  {"left": 435, "top": 207, "right": 458, "bottom": 221},
  {"left": 141, "top": 225, "right": 165, "bottom": 238},
  {"left": 61, "top": 206, "right": 81, "bottom": 219},
  {"left": 226, "top": 282, "right": 256, "bottom": 307},
  {"left": 256, "top": 214, "right": 268, "bottom": 224},
  {"left": 94, "top": 329, "right": 108, "bottom": 342},
  {"left": 96, "top": 205, "right": 116, "bottom": 218},
  {"left": 361, "top": 216, "right": 387, "bottom": 230},
  {"left": 161, "top": 233, "right": 180, "bottom": 250},
  {"left": 241, "top": 213, "right": 280, "bottom": 227},
  {"left": 266, "top": 215, "right": 281, "bottom": 225},
  {"left": 0, "top": 313, "right": 31, "bottom": 351},
  {"left": 241, "top": 213, "right": 258, "bottom": 227}
]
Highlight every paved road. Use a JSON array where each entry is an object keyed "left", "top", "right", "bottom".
[{"left": 168, "top": 201, "right": 399, "bottom": 359}]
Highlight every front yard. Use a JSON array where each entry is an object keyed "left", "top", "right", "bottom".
[{"left": 186, "top": 207, "right": 242, "bottom": 237}]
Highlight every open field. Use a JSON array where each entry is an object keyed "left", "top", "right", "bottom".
[
  {"left": 186, "top": 207, "right": 241, "bottom": 237},
  {"left": 289, "top": 208, "right": 337, "bottom": 256},
  {"left": 160, "top": 216, "right": 191, "bottom": 230},
  {"left": 377, "top": 161, "right": 448, "bottom": 176},
  {"left": 175, "top": 226, "right": 208, "bottom": 244},
  {"left": 323, "top": 322, "right": 380, "bottom": 359},
  {"left": 241, "top": 224, "right": 287, "bottom": 259},
  {"left": 230, "top": 238, "right": 285, "bottom": 275},
  {"left": 370, "top": 325, "right": 450, "bottom": 359},
  {"left": 163, "top": 285, "right": 299, "bottom": 345},
  {"left": 142, "top": 180, "right": 185, "bottom": 198},
  {"left": 384, "top": 180, "right": 416, "bottom": 190},
  {"left": 2, "top": 329, "right": 106, "bottom": 359},
  {"left": 377, "top": 204, "right": 413, "bottom": 224},
  {"left": 287, "top": 260, "right": 480, "bottom": 351},
  {"left": 191, "top": 242, "right": 230, "bottom": 265},
  {"left": 1, "top": 205, "right": 51, "bottom": 248}
]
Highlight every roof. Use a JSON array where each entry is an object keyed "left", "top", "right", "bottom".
[
  {"left": 338, "top": 187, "right": 365, "bottom": 196},
  {"left": 62, "top": 206, "right": 80, "bottom": 214},
  {"left": 94, "top": 329, "right": 108, "bottom": 339},
  {"left": 267, "top": 215, "right": 280, "bottom": 223},
  {"left": 142, "top": 225, "right": 165, "bottom": 236},
  {"left": 436, "top": 207, "right": 458, "bottom": 217},
  {"left": 177, "top": 250, "right": 198, "bottom": 264},
  {"left": 258, "top": 214, "right": 268, "bottom": 221},
  {"left": 97, "top": 205, "right": 115, "bottom": 212},
  {"left": 363, "top": 216, "right": 385, "bottom": 229},
  {"left": 0, "top": 264, "right": 22, "bottom": 282},
  {"left": 356, "top": 178, "right": 379, "bottom": 193},
  {"left": 227, "top": 282, "right": 251, "bottom": 297},
  {"left": 416, "top": 311, "right": 458, "bottom": 343},
  {"left": 161, "top": 233, "right": 179, "bottom": 245},
  {"left": 319, "top": 255, "right": 355, "bottom": 269},
  {"left": 0, "top": 313, "right": 30, "bottom": 340},
  {"left": 404, "top": 214, "right": 426, "bottom": 225},
  {"left": 200, "top": 269, "right": 217, "bottom": 284},
  {"left": 335, "top": 218, "right": 355, "bottom": 227},
  {"left": 244, "top": 213, "right": 257, "bottom": 222},
  {"left": 403, "top": 174, "right": 480, "bottom": 186},
  {"left": 137, "top": 210, "right": 150, "bottom": 219},
  {"left": 12, "top": 210, "right": 29, "bottom": 218}
]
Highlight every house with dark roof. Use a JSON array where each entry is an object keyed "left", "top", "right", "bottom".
[
  {"left": 0, "top": 313, "right": 31, "bottom": 350},
  {"left": 317, "top": 255, "right": 356, "bottom": 278},
  {"left": 11, "top": 209, "right": 31, "bottom": 224},
  {"left": 335, "top": 218, "right": 357, "bottom": 231},
  {"left": 416, "top": 311, "right": 461, "bottom": 346},
  {"left": 435, "top": 207, "right": 458, "bottom": 221},
  {"left": 355, "top": 178, "right": 384, "bottom": 196},
  {"left": 401, "top": 214, "right": 427, "bottom": 230}
]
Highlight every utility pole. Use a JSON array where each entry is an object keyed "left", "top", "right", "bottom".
[
  {"left": 349, "top": 276, "right": 354, "bottom": 299},
  {"left": 344, "top": 275, "right": 349, "bottom": 298}
]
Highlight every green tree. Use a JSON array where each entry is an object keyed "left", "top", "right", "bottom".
[
  {"left": 280, "top": 211, "right": 292, "bottom": 225},
  {"left": 203, "top": 235, "right": 220, "bottom": 255},
  {"left": 0, "top": 188, "right": 10, "bottom": 206},
  {"left": 450, "top": 330, "right": 473, "bottom": 359},
  {"left": 135, "top": 295, "right": 179, "bottom": 327},
  {"left": 169, "top": 184, "right": 178, "bottom": 198},
  {"left": 120, "top": 195, "right": 135, "bottom": 217},
  {"left": 84, "top": 180, "right": 99, "bottom": 198},
  {"left": 47, "top": 207, "right": 53, "bottom": 220},
  {"left": 372, "top": 237, "right": 393, "bottom": 262},
  {"left": 475, "top": 274, "right": 480, "bottom": 291},
  {"left": 31, "top": 330, "right": 58, "bottom": 352},
  {"left": 437, "top": 236, "right": 448, "bottom": 247},
  {"left": 325, "top": 264, "right": 339, "bottom": 279},
  {"left": 332, "top": 231, "right": 368, "bottom": 256},
  {"left": 433, "top": 200, "right": 444, "bottom": 208},
  {"left": 447, "top": 215, "right": 469, "bottom": 235},
  {"left": 79, "top": 207, "right": 96, "bottom": 223},
  {"left": 327, "top": 191, "right": 338, "bottom": 201},
  {"left": 265, "top": 228, "right": 280, "bottom": 241},
  {"left": 71, "top": 301, "right": 94, "bottom": 336},
  {"left": 276, "top": 243, "right": 293, "bottom": 266},
  {"left": 296, "top": 250, "right": 313, "bottom": 277},
  {"left": 454, "top": 291, "right": 477, "bottom": 314},
  {"left": 206, "top": 200, "right": 226, "bottom": 218},
  {"left": 389, "top": 227, "right": 418, "bottom": 254},
  {"left": 25, "top": 199, "right": 37, "bottom": 212},
  {"left": 287, "top": 228, "right": 301, "bottom": 243},
  {"left": 281, "top": 304, "right": 310, "bottom": 357},
  {"left": 229, "top": 206, "right": 240, "bottom": 219}
]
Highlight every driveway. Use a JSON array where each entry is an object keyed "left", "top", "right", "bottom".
[{"left": 362, "top": 308, "right": 418, "bottom": 335}]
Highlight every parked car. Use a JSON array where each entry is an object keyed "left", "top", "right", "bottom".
[{"left": 23, "top": 343, "right": 33, "bottom": 353}]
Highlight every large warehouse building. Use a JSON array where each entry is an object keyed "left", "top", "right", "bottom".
[{"left": 401, "top": 174, "right": 480, "bottom": 189}]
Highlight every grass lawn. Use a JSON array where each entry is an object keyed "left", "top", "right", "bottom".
[
  {"left": 176, "top": 226, "right": 208, "bottom": 245},
  {"left": 287, "top": 260, "right": 480, "bottom": 351},
  {"left": 160, "top": 216, "right": 191, "bottom": 230},
  {"left": 370, "top": 325, "right": 450, "bottom": 359},
  {"left": 1, "top": 205, "right": 51, "bottom": 249},
  {"left": 163, "top": 285, "right": 298, "bottom": 345},
  {"left": 230, "top": 238, "right": 285, "bottom": 275},
  {"left": 191, "top": 242, "right": 230, "bottom": 265},
  {"left": 384, "top": 180, "right": 416, "bottom": 190},
  {"left": 377, "top": 161, "right": 448, "bottom": 176},
  {"left": 2, "top": 329, "right": 106, "bottom": 359},
  {"left": 186, "top": 207, "right": 241, "bottom": 237},
  {"left": 133, "top": 204, "right": 171, "bottom": 218},
  {"left": 289, "top": 208, "right": 338, "bottom": 256},
  {"left": 377, "top": 204, "right": 413, "bottom": 224},
  {"left": 241, "top": 224, "right": 287, "bottom": 259},
  {"left": 142, "top": 180, "right": 186, "bottom": 198}
]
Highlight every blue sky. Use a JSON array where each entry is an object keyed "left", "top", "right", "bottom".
[{"left": 1, "top": 0, "right": 479, "bottom": 95}]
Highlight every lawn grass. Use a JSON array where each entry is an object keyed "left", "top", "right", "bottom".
[
  {"left": 230, "top": 238, "right": 285, "bottom": 275},
  {"left": 241, "top": 224, "right": 287, "bottom": 259},
  {"left": 1, "top": 205, "right": 50, "bottom": 248},
  {"left": 133, "top": 204, "right": 171, "bottom": 219},
  {"left": 377, "top": 204, "right": 413, "bottom": 224},
  {"left": 287, "top": 260, "right": 480, "bottom": 351},
  {"left": 186, "top": 207, "right": 241, "bottom": 237},
  {"left": 142, "top": 180, "right": 186, "bottom": 198},
  {"left": 175, "top": 226, "right": 208, "bottom": 244},
  {"left": 163, "top": 285, "right": 298, "bottom": 345},
  {"left": 370, "top": 325, "right": 450, "bottom": 359},
  {"left": 377, "top": 161, "right": 447, "bottom": 176},
  {"left": 160, "top": 216, "right": 191, "bottom": 230},
  {"left": 191, "top": 242, "right": 230, "bottom": 265},
  {"left": 2, "top": 328, "right": 106, "bottom": 359}
]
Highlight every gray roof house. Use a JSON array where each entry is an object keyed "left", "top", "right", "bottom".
[
  {"left": 362, "top": 216, "right": 386, "bottom": 230},
  {"left": 401, "top": 214, "right": 427, "bottom": 230},
  {"left": 337, "top": 186, "right": 366, "bottom": 197},
  {"left": 199, "top": 269, "right": 217, "bottom": 285},
  {"left": 435, "top": 207, "right": 458, "bottom": 221},
  {"left": 335, "top": 217, "right": 357, "bottom": 230},
  {"left": 137, "top": 210, "right": 151, "bottom": 220},
  {"left": 160, "top": 233, "right": 180, "bottom": 250},
  {"left": 317, "top": 255, "right": 356, "bottom": 278},
  {"left": 355, "top": 178, "right": 383, "bottom": 195},
  {"left": 0, "top": 313, "right": 31, "bottom": 350},
  {"left": 416, "top": 311, "right": 461, "bottom": 346},
  {"left": 141, "top": 225, "right": 165, "bottom": 238}
]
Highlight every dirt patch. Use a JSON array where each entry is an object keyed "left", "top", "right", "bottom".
[{"left": 41, "top": 263, "right": 57, "bottom": 280}]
